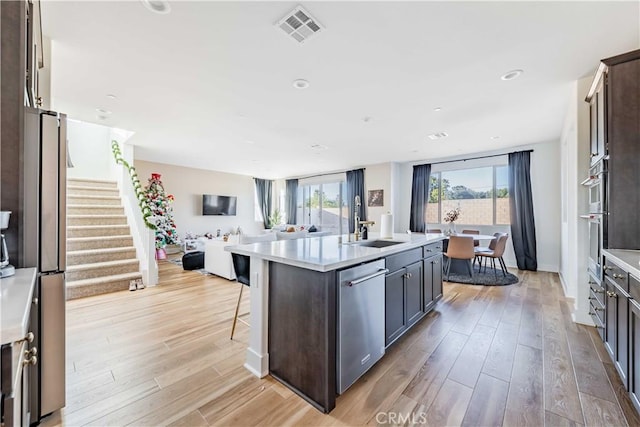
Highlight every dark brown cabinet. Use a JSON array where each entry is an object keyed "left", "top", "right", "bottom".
[
  {"left": 423, "top": 253, "right": 443, "bottom": 311},
  {"left": 602, "top": 257, "right": 631, "bottom": 389},
  {"left": 629, "top": 293, "right": 640, "bottom": 414},
  {"left": 384, "top": 261, "right": 423, "bottom": 345},
  {"left": 384, "top": 242, "right": 444, "bottom": 347},
  {"left": 385, "top": 269, "right": 406, "bottom": 345},
  {"left": 405, "top": 262, "right": 424, "bottom": 327},
  {"left": 586, "top": 49, "right": 640, "bottom": 249}
]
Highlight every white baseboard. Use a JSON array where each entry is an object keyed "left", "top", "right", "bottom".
[{"left": 245, "top": 347, "right": 269, "bottom": 378}]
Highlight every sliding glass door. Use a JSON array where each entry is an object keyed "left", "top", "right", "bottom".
[{"left": 297, "top": 181, "right": 348, "bottom": 235}]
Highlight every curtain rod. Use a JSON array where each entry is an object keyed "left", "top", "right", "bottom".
[
  {"left": 427, "top": 149, "right": 534, "bottom": 166},
  {"left": 294, "top": 168, "right": 366, "bottom": 181}
]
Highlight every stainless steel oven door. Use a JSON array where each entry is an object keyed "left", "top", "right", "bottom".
[{"left": 587, "top": 215, "right": 602, "bottom": 279}]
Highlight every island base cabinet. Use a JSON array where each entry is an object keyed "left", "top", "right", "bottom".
[
  {"left": 385, "top": 269, "right": 406, "bottom": 345},
  {"left": 424, "top": 253, "right": 443, "bottom": 311},
  {"left": 268, "top": 262, "right": 336, "bottom": 413},
  {"left": 605, "top": 279, "right": 629, "bottom": 386},
  {"left": 629, "top": 299, "right": 640, "bottom": 414},
  {"left": 405, "top": 262, "right": 424, "bottom": 327}
]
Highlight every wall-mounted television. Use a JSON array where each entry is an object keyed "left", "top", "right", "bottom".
[{"left": 202, "top": 194, "right": 237, "bottom": 216}]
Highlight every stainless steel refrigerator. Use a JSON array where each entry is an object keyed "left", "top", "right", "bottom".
[{"left": 23, "top": 107, "right": 67, "bottom": 420}]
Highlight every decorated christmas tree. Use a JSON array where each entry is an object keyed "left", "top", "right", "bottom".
[{"left": 145, "top": 173, "right": 178, "bottom": 251}]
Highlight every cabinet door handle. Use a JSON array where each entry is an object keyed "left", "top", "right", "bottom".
[
  {"left": 613, "top": 273, "right": 625, "bottom": 280},
  {"left": 590, "top": 287, "right": 604, "bottom": 294},
  {"left": 607, "top": 291, "right": 617, "bottom": 298},
  {"left": 594, "top": 307, "right": 604, "bottom": 312},
  {"left": 604, "top": 265, "right": 612, "bottom": 271},
  {"left": 590, "top": 153, "right": 598, "bottom": 158}
]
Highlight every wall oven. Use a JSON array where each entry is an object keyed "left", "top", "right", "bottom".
[{"left": 582, "top": 159, "right": 608, "bottom": 280}]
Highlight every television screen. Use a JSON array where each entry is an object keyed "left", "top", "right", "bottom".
[{"left": 202, "top": 194, "right": 237, "bottom": 216}]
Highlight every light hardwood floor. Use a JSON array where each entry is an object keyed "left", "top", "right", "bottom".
[{"left": 40, "top": 261, "right": 640, "bottom": 426}]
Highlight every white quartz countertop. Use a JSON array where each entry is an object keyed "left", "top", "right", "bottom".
[
  {"left": 1, "top": 268, "right": 37, "bottom": 345},
  {"left": 225, "top": 233, "right": 446, "bottom": 272},
  {"left": 603, "top": 249, "right": 640, "bottom": 279}
]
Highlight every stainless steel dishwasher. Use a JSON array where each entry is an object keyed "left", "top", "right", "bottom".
[{"left": 337, "top": 259, "right": 388, "bottom": 394}]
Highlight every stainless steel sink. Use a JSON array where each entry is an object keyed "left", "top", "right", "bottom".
[{"left": 355, "top": 239, "right": 404, "bottom": 248}]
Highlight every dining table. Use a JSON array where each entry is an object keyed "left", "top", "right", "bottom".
[{"left": 441, "top": 233, "right": 498, "bottom": 277}]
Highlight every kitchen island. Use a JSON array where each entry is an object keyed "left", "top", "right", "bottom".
[{"left": 226, "top": 233, "right": 445, "bottom": 412}]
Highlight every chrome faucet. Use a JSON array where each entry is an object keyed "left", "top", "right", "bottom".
[{"left": 353, "top": 195, "right": 361, "bottom": 241}]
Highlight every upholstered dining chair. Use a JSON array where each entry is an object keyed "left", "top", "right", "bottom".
[
  {"left": 461, "top": 229, "right": 480, "bottom": 247},
  {"left": 230, "top": 233, "right": 277, "bottom": 340},
  {"left": 444, "top": 235, "right": 476, "bottom": 282},
  {"left": 473, "top": 232, "right": 502, "bottom": 267},
  {"left": 475, "top": 234, "right": 509, "bottom": 279}
]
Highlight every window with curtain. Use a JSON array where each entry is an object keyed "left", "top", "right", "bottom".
[
  {"left": 426, "top": 165, "right": 510, "bottom": 225},
  {"left": 296, "top": 180, "right": 348, "bottom": 235}
]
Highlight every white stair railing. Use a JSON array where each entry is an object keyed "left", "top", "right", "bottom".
[{"left": 112, "top": 141, "right": 158, "bottom": 286}]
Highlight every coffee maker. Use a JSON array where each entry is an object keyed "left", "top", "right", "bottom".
[{"left": 1, "top": 210, "right": 15, "bottom": 278}]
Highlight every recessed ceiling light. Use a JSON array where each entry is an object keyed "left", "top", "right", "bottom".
[
  {"left": 106, "top": 94, "right": 117, "bottom": 100},
  {"left": 363, "top": 116, "right": 372, "bottom": 123},
  {"left": 293, "top": 79, "right": 309, "bottom": 89},
  {"left": 491, "top": 136, "right": 500, "bottom": 140},
  {"left": 96, "top": 108, "right": 112, "bottom": 115},
  {"left": 141, "top": 0, "right": 171, "bottom": 14},
  {"left": 427, "top": 132, "right": 449, "bottom": 140},
  {"left": 501, "top": 69, "right": 524, "bottom": 81},
  {"left": 433, "top": 107, "right": 443, "bottom": 112}
]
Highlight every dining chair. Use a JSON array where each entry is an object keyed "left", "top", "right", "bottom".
[
  {"left": 230, "top": 233, "right": 276, "bottom": 340},
  {"left": 473, "top": 232, "right": 502, "bottom": 267},
  {"left": 475, "top": 234, "right": 509, "bottom": 279},
  {"left": 462, "top": 229, "right": 480, "bottom": 247},
  {"left": 444, "top": 235, "right": 476, "bottom": 282}
]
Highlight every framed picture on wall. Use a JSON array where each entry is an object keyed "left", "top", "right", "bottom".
[{"left": 368, "top": 189, "right": 384, "bottom": 207}]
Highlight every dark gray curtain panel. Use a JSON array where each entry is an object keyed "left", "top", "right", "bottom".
[
  {"left": 346, "top": 168, "right": 366, "bottom": 233},
  {"left": 409, "top": 164, "right": 431, "bottom": 233},
  {"left": 508, "top": 151, "right": 538, "bottom": 271},
  {"left": 285, "top": 179, "right": 298, "bottom": 224},
  {"left": 254, "top": 178, "right": 273, "bottom": 229}
]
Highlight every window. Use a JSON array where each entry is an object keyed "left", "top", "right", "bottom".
[
  {"left": 427, "top": 165, "right": 510, "bottom": 226},
  {"left": 296, "top": 180, "right": 348, "bottom": 235}
]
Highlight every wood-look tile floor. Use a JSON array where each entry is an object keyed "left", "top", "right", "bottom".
[{"left": 40, "top": 261, "right": 640, "bottom": 426}]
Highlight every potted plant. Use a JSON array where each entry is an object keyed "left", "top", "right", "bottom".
[
  {"left": 268, "top": 209, "right": 284, "bottom": 229},
  {"left": 443, "top": 207, "right": 461, "bottom": 235}
]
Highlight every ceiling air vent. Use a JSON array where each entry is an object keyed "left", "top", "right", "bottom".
[
  {"left": 276, "top": 5, "right": 324, "bottom": 44},
  {"left": 427, "top": 132, "right": 449, "bottom": 140}
]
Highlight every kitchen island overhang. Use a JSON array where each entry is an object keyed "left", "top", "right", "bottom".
[{"left": 225, "top": 233, "right": 445, "bottom": 412}]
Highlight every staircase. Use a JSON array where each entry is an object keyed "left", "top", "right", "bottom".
[{"left": 66, "top": 178, "right": 142, "bottom": 300}]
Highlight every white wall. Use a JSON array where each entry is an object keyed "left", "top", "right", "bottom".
[
  {"left": 559, "top": 77, "right": 592, "bottom": 325},
  {"left": 67, "top": 119, "right": 115, "bottom": 181},
  {"left": 396, "top": 141, "right": 561, "bottom": 272},
  {"left": 134, "top": 160, "right": 262, "bottom": 239}
]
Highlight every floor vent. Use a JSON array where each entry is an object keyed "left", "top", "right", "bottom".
[{"left": 276, "top": 5, "right": 324, "bottom": 44}]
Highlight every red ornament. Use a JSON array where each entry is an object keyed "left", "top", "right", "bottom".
[{"left": 151, "top": 173, "right": 161, "bottom": 180}]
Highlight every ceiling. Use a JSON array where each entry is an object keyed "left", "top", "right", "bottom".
[{"left": 41, "top": 1, "right": 639, "bottom": 179}]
